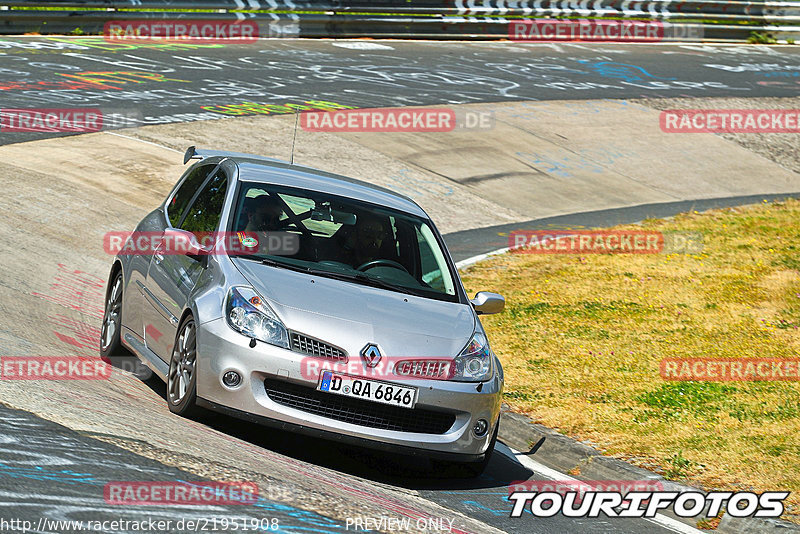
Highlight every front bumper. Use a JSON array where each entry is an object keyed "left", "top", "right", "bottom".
[{"left": 195, "top": 317, "right": 503, "bottom": 460}]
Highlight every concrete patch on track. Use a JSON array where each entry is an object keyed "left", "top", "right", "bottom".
[
  {"left": 100, "top": 114, "right": 524, "bottom": 234},
  {"left": 637, "top": 96, "right": 800, "bottom": 175},
  {"left": 340, "top": 99, "right": 800, "bottom": 221},
  {"left": 0, "top": 119, "right": 521, "bottom": 235},
  {"left": 0, "top": 134, "right": 184, "bottom": 211},
  {"left": 97, "top": 98, "right": 800, "bottom": 227},
  {"left": 8, "top": 95, "right": 792, "bottom": 236}
]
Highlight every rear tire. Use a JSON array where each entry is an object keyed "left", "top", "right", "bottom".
[
  {"left": 432, "top": 418, "right": 499, "bottom": 478},
  {"left": 100, "top": 271, "right": 125, "bottom": 358},
  {"left": 167, "top": 316, "right": 201, "bottom": 418},
  {"left": 100, "top": 270, "right": 153, "bottom": 380}
]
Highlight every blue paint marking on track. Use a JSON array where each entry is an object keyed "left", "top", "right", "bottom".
[{"left": 575, "top": 60, "right": 677, "bottom": 83}]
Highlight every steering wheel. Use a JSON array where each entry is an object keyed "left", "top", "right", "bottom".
[{"left": 356, "top": 259, "right": 410, "bottom": 274}]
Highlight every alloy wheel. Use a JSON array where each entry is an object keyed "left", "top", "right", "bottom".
[{"left": 168, "top": 320, "right": 196, "bottom": 405}]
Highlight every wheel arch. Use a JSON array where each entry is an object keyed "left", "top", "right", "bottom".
[
  {"left": 105, "top": 260, "right": 123, "bottom": 297},
  {"left": 178, "top": 306, "right": 196, "bottom": 329}
]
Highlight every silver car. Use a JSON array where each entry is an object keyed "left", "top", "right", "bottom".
[{"left": 100, "top": 147, "right": 505, "bottom": 476}]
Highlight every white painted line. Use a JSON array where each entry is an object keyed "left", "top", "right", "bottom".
[
  {"left": 456, "top": 232, "right": 581, "bottom": 270},
  {"left": 646, "top": 513, "right": 707, "bottom": 534},
  {"left": 496, "top": 441, "right": 570, "bottom": 481},
  {"left": 496, "top": 445, "right": 704, "bottom": 534},
  {"left": 104, "top": 131, "right": 181, "bottom": 153},
  {"left": 455, "top": 247, "right": 510, "bottom": 270},
  {"left": 456, "top": 236, "right": 561, "bottom": 270},
  {"left": 332, "top": 42, "right": 394, "bottom": 50}
]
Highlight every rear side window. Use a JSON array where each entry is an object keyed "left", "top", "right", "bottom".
[
  {"left": 180, "top": 169, "right": 229, "bottom": 234},
  {"left": 168, "top": 164, "right": 213, "bottom": 227}
]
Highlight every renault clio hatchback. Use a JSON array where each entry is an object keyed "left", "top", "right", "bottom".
[{"left": 101, "top": 147, "right": 505, "bottom": 476}]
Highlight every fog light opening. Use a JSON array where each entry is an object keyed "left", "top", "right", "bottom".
[
  {"left": 222, "top": 370, "right": 242, "bottom": 388},
  {"left": 473, "top": 419, "right": 489, "bottom": 438}
]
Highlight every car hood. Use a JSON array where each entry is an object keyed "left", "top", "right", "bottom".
[{"left": 232, "top": 258, "right": 475, "bottom": 359}]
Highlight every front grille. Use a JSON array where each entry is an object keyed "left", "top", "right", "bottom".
[
  {"left": 291, "top": 332, "right": 347, "bottom": 362},
  {"left": 264, "top": 379, "right": 456, "bottom": 434},
  {"left": 394, "top": 360, "right": 451, "bottom": 379}
]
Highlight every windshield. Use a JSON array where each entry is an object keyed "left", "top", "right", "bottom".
[{"left": 230, "top": 182, "right": 459, "bottom": 302}]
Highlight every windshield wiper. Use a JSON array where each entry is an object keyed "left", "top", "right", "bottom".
[
  {"left": 351, "top": 273, "right": 417, "bottom": 296},
  {"left": 320, "top": 271, "right": 419, "bottom": 296},
  {"left": 259, "top": 257, "right": 317, "bottom": 274},
  {"left": 256, "top": 257, "right": 417, "bottom": 296}
]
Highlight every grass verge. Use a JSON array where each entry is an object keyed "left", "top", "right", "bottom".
[{"left": 460, "top": 199, "right": 800, "bottom": 522}]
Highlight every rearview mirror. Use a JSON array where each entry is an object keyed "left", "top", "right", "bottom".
[
  {"left": 310, "top": 205, "right": 332, "bottom": 222},
  {"left": 333, "top": 210, "right": 356, "bottom": 225},
  {"left": 470, "top": 291, "right": 505, "bottom": 315},
  {"left": 311, "top": 204, "right": 356, "bottom": 225}
]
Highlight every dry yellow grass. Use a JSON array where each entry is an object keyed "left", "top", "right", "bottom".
[{"left": 461, "top": 199, "right": 800, "bottom": 522}]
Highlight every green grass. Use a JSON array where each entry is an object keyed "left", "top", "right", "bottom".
[{"left": 461, "top": 199, "right": 800, "bottom": 521}]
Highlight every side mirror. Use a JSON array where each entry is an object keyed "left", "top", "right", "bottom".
[
  {"left": 470, "top": 291, "right": 505, "bottom": 315},
  {"left": 163, "top": 228, "right": 211, "bottom": 263}
]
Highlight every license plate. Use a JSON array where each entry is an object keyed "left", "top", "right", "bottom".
[{"left": 317, "top": 372, "right": 417, "bottom": 409}]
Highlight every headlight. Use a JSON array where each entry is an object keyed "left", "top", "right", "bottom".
[
  {"left": 452, "top": 328, "right": 494, "bottom": 382},
  {"left": 225, "top": 286, "right": 289, "bottom": 349}
]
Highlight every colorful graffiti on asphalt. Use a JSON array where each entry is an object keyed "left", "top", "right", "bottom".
[
  {"left": 0, "top": 37, "right": 227, "bottom": 52},
  {"left": 0, "top": 39, "right": 797, "bottom": 142},
  {"left": 200, "top": 99, "right": 355, "bottom": 116},
  {"left": 55, "top": 71, "right": 192, "bottom": 90},
  {"left": 0, "top": 42, "right": 777, "bottom": 108},
  {"left": 0, "top": 71, "right": 191, "bottom": 92}
]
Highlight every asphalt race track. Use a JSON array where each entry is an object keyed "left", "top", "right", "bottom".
[
  {"left": 1, "top": 38, "right": 799, "bottom": 145},
  {"left": 1, "top": 37, "right": 800, "bottom": 534}
]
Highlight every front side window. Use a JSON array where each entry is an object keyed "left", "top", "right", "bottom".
[
  {"left": 180, "top": 169, "right": 228, "bottom": 234},
  {"left": 230, "top": 182, "right": 459, "bottom": 302},
  {"left": 417, "top": 225, "right": 454, "bottom": 295},
  {"left": 168, "top": 164, "right": 214, "bottom": 227}
]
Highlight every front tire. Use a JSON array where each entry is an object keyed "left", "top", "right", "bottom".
[{"left": 167, "top": 316, "right": 201, "bottom": 418}]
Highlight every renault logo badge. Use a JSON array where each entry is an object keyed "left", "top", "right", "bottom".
[{"left": 361, "top": 344, "right": 382, "bottom": 368}]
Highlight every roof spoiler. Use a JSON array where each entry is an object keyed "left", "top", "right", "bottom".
[
  {"left": 183, "top": 146, "right": 203, "bottom": 165},
  {"left": 183, "top": 146, "right": 292, "bottom": 166}
]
